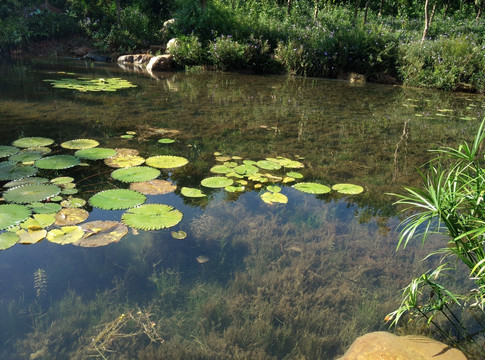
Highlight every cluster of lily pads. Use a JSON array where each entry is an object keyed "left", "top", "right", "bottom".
[
  {"left": 43, "top": 72, "right": 137, "bottom": 92},
  {"left": 0, "top": 133, "right": 363, "bottom": 252}
]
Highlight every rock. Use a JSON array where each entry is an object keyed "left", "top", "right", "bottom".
[
  {"left": 146, "top": 54, "right": 173, "bottom": 71},
  {"left": 70, "top": 46, "right": 91, "bottom": 58},
  {"left": 338, "top": 331, "right": 466, "bottom": 360},
  {"left": 163, "top": 18, "right": 176, "bottom": 29},
  {"left": 166, "top": 38, "right": 180, "bottom": 54},
  {"left": 349, "top": 72, "right": 366, "bottom": 83},
  {"left": 117, "top": 54, "right": 153, "bottom": 65}
]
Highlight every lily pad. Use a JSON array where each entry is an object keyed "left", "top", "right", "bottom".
[
  {"left": 36, "top": 155, "right": 80, "bottom": 170},
  {"left": 256, "top": 160, "right": 281, "bottom": 170},
  {"left": 158, "top": 138, "right": 175, "bottom": 144},
  {"left": 0, "top": 145, "right": 19, "bottom": 158},
  {"left": 104, "top": 154, "right": 145, "bottom": 168},
  {"left": 4, "top": 177, "right": 48, "bottom": 188},
  {"left": 171, "top": 230, "right": 187, "bottom": 239},
  {"left": 3, "top": 184, "right": 61, "bottom": 204},
  {"left": 61, "top": 139, "right": 99, "bottom": 150},
  {"left": 60, "top": 197, "right": 86, "bottom": 208},
  {"left": 260, "top": 192, "right": 288, "bottom": 204},
  {"left": 122, "top": 204, "right": 183, "bottom": 230},
  {"left": 29, "top": 202, "right": 62, "bottom": 214},
  {"left": 0, "top": 204, "right": 32, "bottom": 230},
  {"left": 130, "top": 179, "right": 176, "bottom": 195},
  {"left": 145, "top": 155, "right": 189, "bottom": 169},
  {"left": 210, "top": 165, "right": 232, "bottom": 174},
  {"left": 225, "top": 185, "right": 245, "bottom": 192},
  {"left": 0, "top": 232, "right": 19, "bottom": 250},
  {"left": 9, "top": 151, "right": 43, "bottom": 163},
  {"left": 73, "top": 221, "right": 128, "bottom": 247},
  {"left": 180, "top": 187, "right": 206, "bottom": 198},
  {"left": 234, "top": 164, "right": 259, "bottom": 176},
  {"left": 111, "top": 166, "right": 161, "bottom": 183},
  {"left": 201, "top": 176, "right": 234, "bottom": 188},
  {"left": 55, "top": 208, "right": 89, "bottom": 226},
  {"left": 89, "top": 189, "right": 146, "bottom": 210},
  {"left": 18, "top": 229, "right": 47, "bottom": 244},
  {"left": 0, "top": 161, "right": 38, "bottom": 181},
  {"left": 50, "top": 176, "right": 75, "bottom": 185},
  {"left": 286, "top": 171, "right": 304, "bottom": 179},
  {"left": 267, "top": 157, "right": 304, "bottom": 169},
  {"left": 47, "top": 226, "right": 84, "bottom": 244},
  {"left": 75, "top": 147, "right": 117, "bottom": 160},
  {"left": 331, "top": 183, "right": 364, "bottom": 194},
  {"left": 21, "top": 214, "right": 56, "bottom": 230},
  {"left": 293, "top": 182, "right": 331, "bottom": 194},
  {"left": 44, "top": 77, "right": 137, "bottom": 92},
  {"left": 12, "top": 137, "right": 54, "bottom": 148},
  {"left": 196, "top": 255, "right": 209, "bottom": 264}
]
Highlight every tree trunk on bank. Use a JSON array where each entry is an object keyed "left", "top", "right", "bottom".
[
  {"left": 314, "top": 0, "right": 320, "bottom": 20},
  {"left": 421, "top": 0, "right": 430, "bottom": 42},
  {"left": 363, "top": 0, "right": 371, "bottom": 24}
]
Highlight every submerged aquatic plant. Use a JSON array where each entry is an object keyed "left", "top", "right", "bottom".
[{"left": 388, "top": 119, "right": 485, "bottom": 356}]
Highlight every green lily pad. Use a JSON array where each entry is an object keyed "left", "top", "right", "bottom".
[
  {"left": 12, "top": 137, "right": 54, "bottom": 148},
  {"left": 201, "top": 176, "right": 234, "bottom": 188},
  {"left": 111, "top": 166, "right": 161, "bottom": 183},
  {"left": 4, "top": 177, "right": 48, "bottom": 188},
  {"left": 75, "top": 147, "right": 117, "bottom": 160},
  {"left": 158, "top": 138, "right": 175, "bottom": 144},
  {"left": 3, "top": 184, "right": 61, "bottom": 204},
  {"left": 104, "top": 154, "right": 145, "bottom": 168},
  {"left": 256, "top": 160, "right": 281, "bottom": 170},
  {"left": 0, "top": 145, "right": 19, "bottom": 158},
  {"left": 62, "top": 188, "right": 78, "bottom": 195},
  {"left": 29, "top": 202, "right": 62, "bottom": 214},
  {"left": 145, "top": 155, "right": 189, "bottom": 169},
  {"left": 47, "top": 226, "right": 84, "bottom": 244},
  {"left": 225, "top": 185, "right": 245, "bottom": 192},
  {"left": 260, "top": 191, "right": 288, "bottom": 204},
  {"left": 9, "top": 151, "right": 44, "bottom": 163},
  {"left": 44, "top": 77, "right": 137, "bottom": 92},
  {"left": 61, "top": 139, "right": 99, "bottom": 150},
  {"left": 122, "top": 204, "right": 183, "bottom": 230},
  {"left": 60, "top": 197, "right": 86, "bottom": 208},
  {"left": 293, "top": 182, "right": 331, "bottom": 194},
  {"left": 0, "top": 161, "right": 38, "bottom": 181},
  {"left": 21, "top": 214, "right": 56, "bottom": 230},
  {"left": 267, "top": 157, "right": 304, "bottom": 169},
  {"left": 0, "top": 204, "right": 32, "bottom": 230},
  {"left": 234, "top": 164, "right": 259, "bottom": 176},
  {"left": 210, "top": 165, "right": 232, "bottom": 174},
  {"left": 331, "top": 183, "right": 364, "bottom": 194},
  {"left": 286, "top": 171, "right": 303, "bottom": 179},
  {"left": 180, "top": 187, "right": 206, "bottom": 198},
  {"left": 267, "top": 185, "right": 281, "bottom": 193},
  {"left": 50, "top": 176, "right": 75, "bottom": 185},
  {"left": 121, "top": 134, "right": 134, "bottom": 139},
  {"left": 0, "top": 232, "right": 19, "bottom": 250},
  {"left": 129, "top": 180, "right": 176, "bottom": 195},
  {"left": 17, "top": 229, "right": 47, "bottom": 244},
  {"left": 73, "top": 221, "right": 129, "bottom": 247},
  {"left": 89, "top": 189, "right": 146, "bottom": 210},
  {"left": 35, "top": 155, "right": 80, "bottom": 170},
  {"left": 171, "top": 230, "right": 187, "bottom": 239}
]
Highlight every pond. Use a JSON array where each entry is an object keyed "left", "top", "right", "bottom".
[{"left": 0, "top": 58, "right": 484, "bottom": 359}]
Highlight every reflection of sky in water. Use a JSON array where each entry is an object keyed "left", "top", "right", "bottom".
[{"left": 1, "top": 58, "right": 484, "bottom": 358}]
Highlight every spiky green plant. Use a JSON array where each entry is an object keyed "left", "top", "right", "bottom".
[{"left": 388, "top": 120, "right": 485, "bottom": 355}]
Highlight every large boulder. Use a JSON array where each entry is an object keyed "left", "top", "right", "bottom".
[
  {"left": 117, "top": 54, "right": 153, "bottom": 65},
  {"left": 146, "top": 54, "right": 173, "bottom": 71},
  {"left": 166, "top": 38, "right": 180, "bottom": 54},
  {"left": 338, "top": 331, "right": 466, "bottom": 360}
]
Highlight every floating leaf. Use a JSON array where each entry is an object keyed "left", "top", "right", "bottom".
[
  {"left": 0, "top": 145, "right": 19, "bottom": 158},
  {"left": 0, "top": 204, "right": 31, "bottom": 230},
  {"left": 89, "top": 189, "right": 146, "bottom": 210},
  {"left": 210, "top": 165, "right": 232, "bottom": 174},
  {"left": 104, "top": 154, "right": 145, "bottom": 168},
  {"left": 9, "top": 151, "right": 43, "bottom": 163},
  {"left": 282, "top": 177, "right": 295, "bottom": 183},
  {"left": 47, "top": 226, "right": 84, "bottom": 244},
  {"left": 61, "top": 139, "right": 99, "bottom": 150},
  {"left": 4, "top": 177, "right": 48, "bottom": 188},
  {"left": 171, "top": 230, "right": 187, "bottom": 239},
  {"left": 225, "top": 185, "right": 244, "bottom": 192},
  {"left": 50, "top": 176, "right": 75, "bottom": 185},
  {"left": 260, "top": 192, "right": 288, "bottom": 204},
  {"left": 21, "top": 214, "right": 56, "bottom": 230},
  {"left": 286, "top": 171, "right": 303, "bottom": 179},
  {"left": 55, "top": 208, "right": 89, "bottom": 225},
  {"left": 180, "top": 187, "right": 206, "bottom": 198},
  {"left": 62, "top": 188, "right": 78, "bottom": 195},
  {"left": 145, "top": 155, "right": 188, "bottom": 169},
  {"left": 331, "top": 183, "right": 364, "bottom": 195},
  {"left": 75, "top": 147, "right": 117, "bottom": 160},
  {"left": 267, "top": 185, "right": 281, "bottom": 193},
  {"left": 18, "top": 229, "right": 47, "bottom": 244},
  {"left": 3, "top": 184, "right": 61, "bottom": 204},
  {"left": 111, "top": 166, "right": 161, "bottom": 183},
  {"left": 201, "top": 176, "right": 233, "bottom": 188},
  {"left": 196, "top": 255, "right": 209, "bottom": 264},
  {"left": 0, "top": 161, "right": 38, "bottom": 181},
  {"left": 215, "top": 156, "right": 231, "bottom": 162},
  {"left": 12, "top": 137, "right": 54, "bottom": 148},
  {"left": 122, "top": 204, "right": 183, "bottom": 230},
  {"left": 0, "top": 232, "right": 19, "bottom": 250},
  {"left": 60, "top": 197, "right": 86, "bottom": 208},
  {"left": 29, "top": 202, "right": 62, "bottom": 214},
  {"left": 267, "top": 157, "right": 304, "bottom": 169},
  {"left": 234, "top": 164, "right": 259, "bottom": 176},
  {"left": 293, "top": 182, "right": 331, "bottom": 194},
  {"left": 36, "top": 155, "right": 80, "bottom": 170},
  {"left": 130, "top": 179, "right": 176, "bottom": 195},
  {"left": 115, "top": 148, "right": 139, "bottom": 156},
  {"left": 73, "top": 221, "right": 128, "bottom": 247},
  {"left": 256, "top": 160, "right": 281, "bottom": 170},
  {"left": 44, "top": 77, "right": 137, "bottom": 92},
  {"left": 121, "top": 135, "right": 134, "bottom": 139},
  {"left": 158, "top": 138, "right": 175, "bottom": 144}
]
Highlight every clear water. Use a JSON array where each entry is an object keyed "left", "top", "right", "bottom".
[{"left": 0, "top": 58, "right": 484, "bottom": 359}]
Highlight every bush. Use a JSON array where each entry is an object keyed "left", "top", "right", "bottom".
[
  {"left": 208, "top": 35, "right": 248, "bottom": 71},
  {"left": 398, "top": 36, "right": 485, "bottom": 91},
  {"left": 169, "top": 35, "right": 205, "bottom": 67}
]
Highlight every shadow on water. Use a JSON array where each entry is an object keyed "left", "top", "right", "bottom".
[{"left": 0, "top": 57, "right": 484, "bottom": 359}]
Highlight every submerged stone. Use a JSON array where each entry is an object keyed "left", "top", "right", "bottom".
[{"left": 338, "top": 331, "right": 466, "bottom": 360}]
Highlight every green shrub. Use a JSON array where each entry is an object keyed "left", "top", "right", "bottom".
[
  {"left": 208, "top": 35, "right": 248, "bottom": 71},
  {"left": 169, "top": 35, "right": 205, "bottom": 67},
  {"left": 398, "top": 36, "right": 485, "bottom": 91}
]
